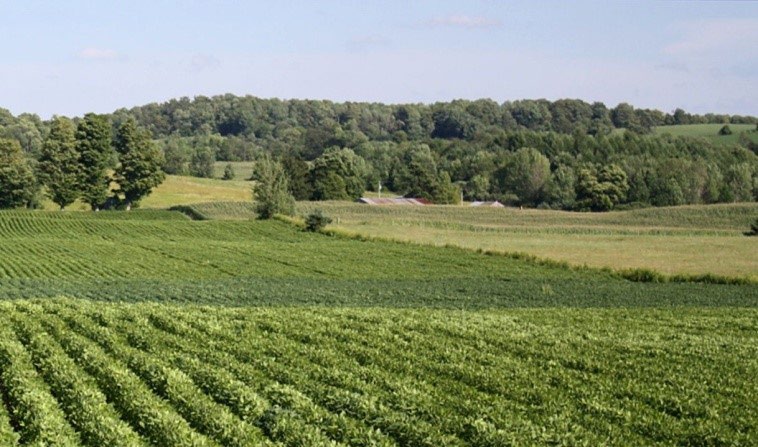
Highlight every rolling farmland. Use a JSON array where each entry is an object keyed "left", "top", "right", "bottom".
[
  {"left": 0, "top": 209, "right": 755, "bottom": 305},
  {"left": 162, "top": 199, "right": 758, "bottom": 279},
  {"left": 0, "top": 209, "right": 755, "bottom": 445}
]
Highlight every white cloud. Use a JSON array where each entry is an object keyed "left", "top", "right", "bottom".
[
  {"left": 425, "top": 15, "right": 502, "bottom": 29},
  {"left": 79, "top": 47, "right": 118, "bottom": 60},
  {"left": 663, "top": 18, "right": 758, "bottom": 56}
]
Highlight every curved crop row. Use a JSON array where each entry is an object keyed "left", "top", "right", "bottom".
[
  {"left": 9, "top": 313, "right": 148, "bottom": 447},
  {"left": 54, "top": 309, "right": 271, "bottom": 447},
  {"left": 1, "top": 300, "right": 753, "bottom": 446},
  {"left": 144, "top": 309, "right": 452, "bottom": 446},
  {"left": 40, "top": 315, "right": 218, "bottom": 447},
  {"left": 97, "top": 307, "right": 396, "bottom": 447},
  {"left": 0, "top": 320, "right": 80, "bottom": 446},
  {"left": 66, "top": 308, "right": 344, "bottom": 447},
  {"left": 0, "top": 381, "right": 19, "bottom": 446}
]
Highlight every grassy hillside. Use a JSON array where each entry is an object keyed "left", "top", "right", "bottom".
[
  {"left": 302, "top": 202, "right": 758, "bottom": 279},
  {"left": 140, "top": 175, "right": 251, "bottom": 208},
  {"left": 654, "top": 123, "right": 758, "bottom": 146},
  {"left": 39, "top": 174, "right": 252, "bottom": 211},
  {"left": 212, "top": 161, "right": 256, "bottom": 180}
]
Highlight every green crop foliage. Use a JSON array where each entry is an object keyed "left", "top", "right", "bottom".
[
  {"left": 0, "top": 209, "right": 756, "bottom": 305},
  {"left": 0, "top": 299, "right": 753, "bottom": 446},
  {"left": 0, "top": 209, "right": 755, "bottom": 445}
]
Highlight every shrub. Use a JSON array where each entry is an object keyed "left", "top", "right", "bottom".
[
  {"left": 304, "top": 209, "right": 332, "bottom": 232},
  {"left": 718, "top": 124, "right": 732, "bottom": 136},
  {"left": 745, "top": 218, "right": 758, "bottom": 237},
  {"left": 222, "top": 163, "right": 235, "bottom": 180}
]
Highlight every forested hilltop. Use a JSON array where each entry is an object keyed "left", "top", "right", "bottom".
[{"left": 1, "top": 96, "right": 757, "bottom": 210}]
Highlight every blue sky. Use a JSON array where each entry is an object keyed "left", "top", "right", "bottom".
[{"left": 1, "top": 0, "right": 756, "bottom": 117}]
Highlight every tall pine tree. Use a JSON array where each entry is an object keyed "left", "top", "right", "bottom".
[
  {"left": 76, "top": 114, "right": 113, "bottom": 211},
  {"left": 113, "top": 119, "right": 165, "bottom": 210},
  {"left": 38, "top": 116, "right": 81, "bottom": 210}
]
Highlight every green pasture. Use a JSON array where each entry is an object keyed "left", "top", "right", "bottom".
[
  {"left": 212, "top": 161, "right": 256, "bottom": 180},
  {"left": 183, "top": 200, "right": 758, "bottom": 280}
]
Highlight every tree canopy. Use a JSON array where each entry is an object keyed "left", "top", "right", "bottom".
[
  {"left": 113, "top": 119, "right": 166, "bottom": 210},
  {"left": 0, "top": 96, "right": 755, "bottom": 211},
  {"left": 38, "top": 116, "right": 81, "bottom": 210},
  {"left": 77, "top": 114, "right": 114, "bottom": 210},
  {"left": 0, "top": 138, "right": 36, "bottom": 209},
  {"left": 253, "top": 155, "right": 295, "bottom": 219}
]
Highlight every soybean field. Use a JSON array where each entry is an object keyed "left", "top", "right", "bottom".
[
  {"left": 0, "top": 209, "right": 754, "bottom": 306},
  {"left": 0, "top": 209, "right": 756, "bottom": 445},
  {"left": 0, "top": 300, "right": 755, "bottom": 446}
]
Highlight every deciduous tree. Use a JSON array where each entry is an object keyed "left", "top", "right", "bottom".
[
  {"left": 0, "top": 138, "right": 36, "bottom": 209},
  {"left": 113, "top": 119, "right": 166, "bottom": 210},
  {"left": 38, "top": 117, "right": 81, "bottom": 210},
  {"left": 253, "top": 155, "right": 295, "bottom": 219},
  {"left": 77, "top": 114, "right": 113, "bottom": 210}
]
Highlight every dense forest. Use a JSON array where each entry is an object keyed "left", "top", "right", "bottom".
[{"left": 1, "top": 96, "right": 757, "bottom": 210}]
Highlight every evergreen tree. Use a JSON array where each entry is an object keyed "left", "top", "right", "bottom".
[
  {"left": 113, "top": 119, "right": 166, "bottom": 210},
  {"left": 0, "top": 138, "right": 36, "bottom": 209},
  {"left": 38, "top": 117, "right": 81, "bottom": 210},
  {"left": 77, "top": 114, "right": 113, "bottom": 210},
  {"left": 253, "top": 155, "right": 295, "bottom": 219}
]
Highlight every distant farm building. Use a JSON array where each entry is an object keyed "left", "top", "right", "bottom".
[
  {"left": 358, "top": 197, "right": 431, "bottom": 206},
  {"left": 470, "top": 201, "right": 505, "bottom": 208}
]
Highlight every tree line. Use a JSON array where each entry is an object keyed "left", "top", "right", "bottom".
[
  {"left": 1, "top": 95, "right": 756, "bottom": 211},
  {"left": 0, "top": 115, "right": 164, "bottom": 210}
]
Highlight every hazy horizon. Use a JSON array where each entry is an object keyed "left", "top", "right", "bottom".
[{"left": 2, "top": 0, "right": 756, "bottom": 118}]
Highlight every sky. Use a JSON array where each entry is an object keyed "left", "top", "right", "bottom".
[{"left": 1, "top": 0, "right": 756, "bottom": 118}]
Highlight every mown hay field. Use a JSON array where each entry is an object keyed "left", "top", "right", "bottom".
[
  {"left": 290, "top": 202, "right": 757, "bottom": 280},
  {"left": 182, "top": 200, "right": 758, "bottom": 279}
]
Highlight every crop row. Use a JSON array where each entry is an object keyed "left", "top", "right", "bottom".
[
  {"left": 0, "top": 211, "right": 559, "bottom": 282},
  {"left": 0, "top": 299, "right": 753, "bottom": 446}
]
